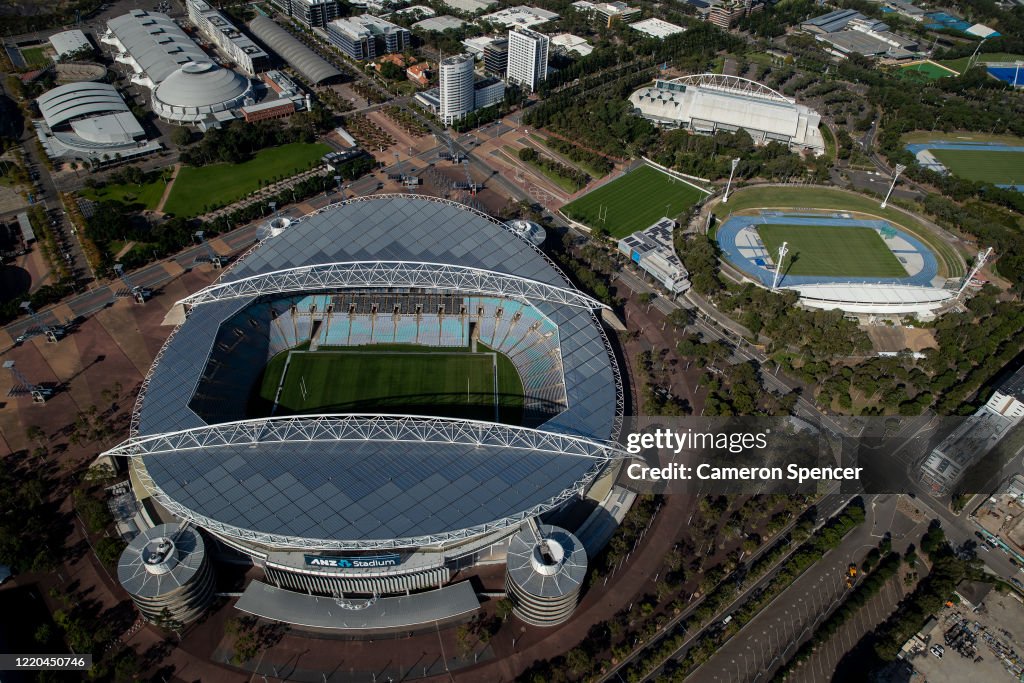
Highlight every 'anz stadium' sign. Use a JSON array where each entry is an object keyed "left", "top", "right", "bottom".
[{"left": 303, "top": 554, "right": 402, "bottom": 569}]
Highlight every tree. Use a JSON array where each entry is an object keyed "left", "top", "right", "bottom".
[
  {"left": 26, "top": 425, "right": 46, "bottom": 448},
  {"left": 171, "top": 126, "right": 192, "bottom": 147},
  {"left": 95, "top": 536, "right": 126, "bottom": 566},
  {"left": 379, "top": 61, "right": 404, "bottom": 80},
  {"left": 152, "top": 606, "right": 184, "bottom": 639},
  {"left": 495, "top": 598, "right": 514, "bottom": 621}
]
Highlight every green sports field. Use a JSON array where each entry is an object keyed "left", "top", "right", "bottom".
[
  {"left": 757, "top": 224, "right": 908, "bottom": 277},
  {"left": 561, "top": 165, "right": 708, "bottom": 238},
  {"left": 898, "top": 61, "right": 955, "bottom": 81},
  {"left": 930, "top": 149, "right": 1024, "bottom": 185},
  {"left": 258, "top": 345, "right": 524, "bottom": 423}
]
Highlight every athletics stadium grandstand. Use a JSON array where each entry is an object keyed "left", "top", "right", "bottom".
[
  {"left": 103, "top": 195, "right": 627, "bottom": 630},
  {"left": 628, "top": 74, "right": 825, "bottom": 155},
  {"left": 716, "top": 210, "right": 961, "bottom": 316}
]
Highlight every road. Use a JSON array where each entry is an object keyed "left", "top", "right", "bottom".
[
  {"left": 598, "top": 491, "right": 856, "bottom": 683},
  {"left": 685, "top": 496, "right": 923, "bottom": 683}
]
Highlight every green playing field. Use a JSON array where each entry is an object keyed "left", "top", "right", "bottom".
[
  {"left": 258, "top": 345, "right": 524, "bottom": 423},
  {"left": 757, "top": 224, "right": 908, "bottom": 278},
  {"left": 561, "top": 165, "right": 708, "bottom": 238},
  {"left": 930, "top": 149, "right": 1024, "bottom": 185}
]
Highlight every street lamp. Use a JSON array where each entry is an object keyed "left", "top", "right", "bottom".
[
  {"left": 334, "top": 175, "right": 342, "bottom": 195},
  {"left": 880, "top": 164, "right": 906, "bottom": 209},
  {"left": 722, "top": 157, "right": 740, "bottom": 203}
]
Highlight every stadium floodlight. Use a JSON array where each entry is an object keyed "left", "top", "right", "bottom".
[
  {"left": 771, "top": 241, "right": 788, "bottom": 291},
  {"left": 958, "top": 247, "right": 993, "bottom": 297},
  {"left": 880, "top": 164, "right": 906, "bottom": 210},
  {"left": 722, "top": 158, "right": 740, "bottom": 204}
]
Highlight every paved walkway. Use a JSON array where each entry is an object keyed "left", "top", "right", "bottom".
[{"left": 154, "top": 163, "right": 180, "bottom": 214}]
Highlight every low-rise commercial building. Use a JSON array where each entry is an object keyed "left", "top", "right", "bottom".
[
  {"left": 617, "top": 218, "right": 690, "bottom": 294},
  {"left": 326, "top": 14, "right": 410, "bottom": 60},
  {"left": 272, "top": 0, "right": 342, "bottom": 27},
  {"left": 570, "top": 1, "right": 639, "bottom": 26},
  {"left": 629, "top": 17, "right": 686, "bottom": 38},
  {"left": 48, "top": 29, "right": 92, "bottom": 61}
]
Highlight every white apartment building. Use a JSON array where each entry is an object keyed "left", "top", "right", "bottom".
[
  {"left": 439, "top": 53, "right": 475, "bottom": 124},
  {"left": 506, "top": 26, "right": 548, "bottom": 92}
]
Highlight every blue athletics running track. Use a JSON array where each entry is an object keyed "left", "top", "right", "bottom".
[{"left": 716, "top": 212, "right": 939, "bottom": 289}]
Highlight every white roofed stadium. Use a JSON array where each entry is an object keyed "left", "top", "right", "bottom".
[
  {"left": 104, "top": 196, "right": 626, "bottom": 630},
  {"left": 629, "top": 74, "right": 826, "bottom": 155}
]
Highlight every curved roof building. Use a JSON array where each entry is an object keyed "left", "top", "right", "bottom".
[
  {"left": 152, "top": 61, "right": 254, "bottom": 125},
  {"left": 629, "top": 74, "right": 825, "bottom": 155},
  {"left": 248, "top": 16, "right": 343, "bottom": 85},
  {"left": 104, "top": 196, "right": 625, "bottom": 616},
  {"left": 102, "top": 10, "right": 208, "bottom": 88},
  {"left": 34, "top": 82, "right": 161, "bottom": 164}
]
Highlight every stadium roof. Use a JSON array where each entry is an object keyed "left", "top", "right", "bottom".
[
  {"left": 37, "top": 82, "right": 130, "bottom": 129},
  {"left": 103, "top": 10, "right": 207, "bottom": 85},
  {"left": 113, "top": 196, "right": 623, "bottom": 550},
  {"left": 248, "top": 16, "right": 342, "bottom": 85},
  {"left": 34, "top": 82, "right": 159, "bottom": 161},
  {"left": 629, "top": 74, "right": 825, "bottom": 153},
  {"left": 789, "top": 282, "right": 954, "bottom": 314},
  {"left": 153, "top": 61, "right": 252, "bottom": 113}
]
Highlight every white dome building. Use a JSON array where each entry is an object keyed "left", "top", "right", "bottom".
[{"left": 152, "top": 61, "right": 254, "bottom": 128}]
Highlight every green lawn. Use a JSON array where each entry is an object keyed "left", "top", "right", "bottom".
[
  {"left": 20, "top": 46, "right": 49, "bottom": 68},
  {"left": 259, "top": 344, "right": 524, "bottom": 423},
  {"left": 508, "top": 146, "right": 580, "bottom": 193},
  {"left": 757, "top": 224, "right": 907, "bottom": 278},
  {"left": 80, "top": 177, "right": 166, "bottom": 211},
  {"left": 162, "top": 142, "right": 330, "bottom": 217},
  {"left": 930, "top": 148, "right": 1024, "bottom": 185},
  {"left": 714, "top": 186, "right": 965, "bottom": 278},
  {"left": 562, "top": 165, "right": 708, "bottom": 238},
  {"left": 939, "top": 53, "right": 1024, "bottom": 74},
  {"left": 898, "top": 61, "right": 955, "bottom": 81}
]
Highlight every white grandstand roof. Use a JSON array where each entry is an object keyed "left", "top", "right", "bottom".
[
  {"left": 789, "top": 282, "right": 953, "bottom": 314},
  {"left": 104, "top": 10, "right": 208, "bottom": 85},
  {"left": 629, "top": 74, "right": 824, "bottom": 153}
]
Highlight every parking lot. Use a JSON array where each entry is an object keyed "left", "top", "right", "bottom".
[{"left": 908, "top": 593, "right": 1024, "bottom": 682}]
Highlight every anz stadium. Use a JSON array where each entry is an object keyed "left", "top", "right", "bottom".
[{"left": 105, "top": 195, "right": 626, "bottom": 630}]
